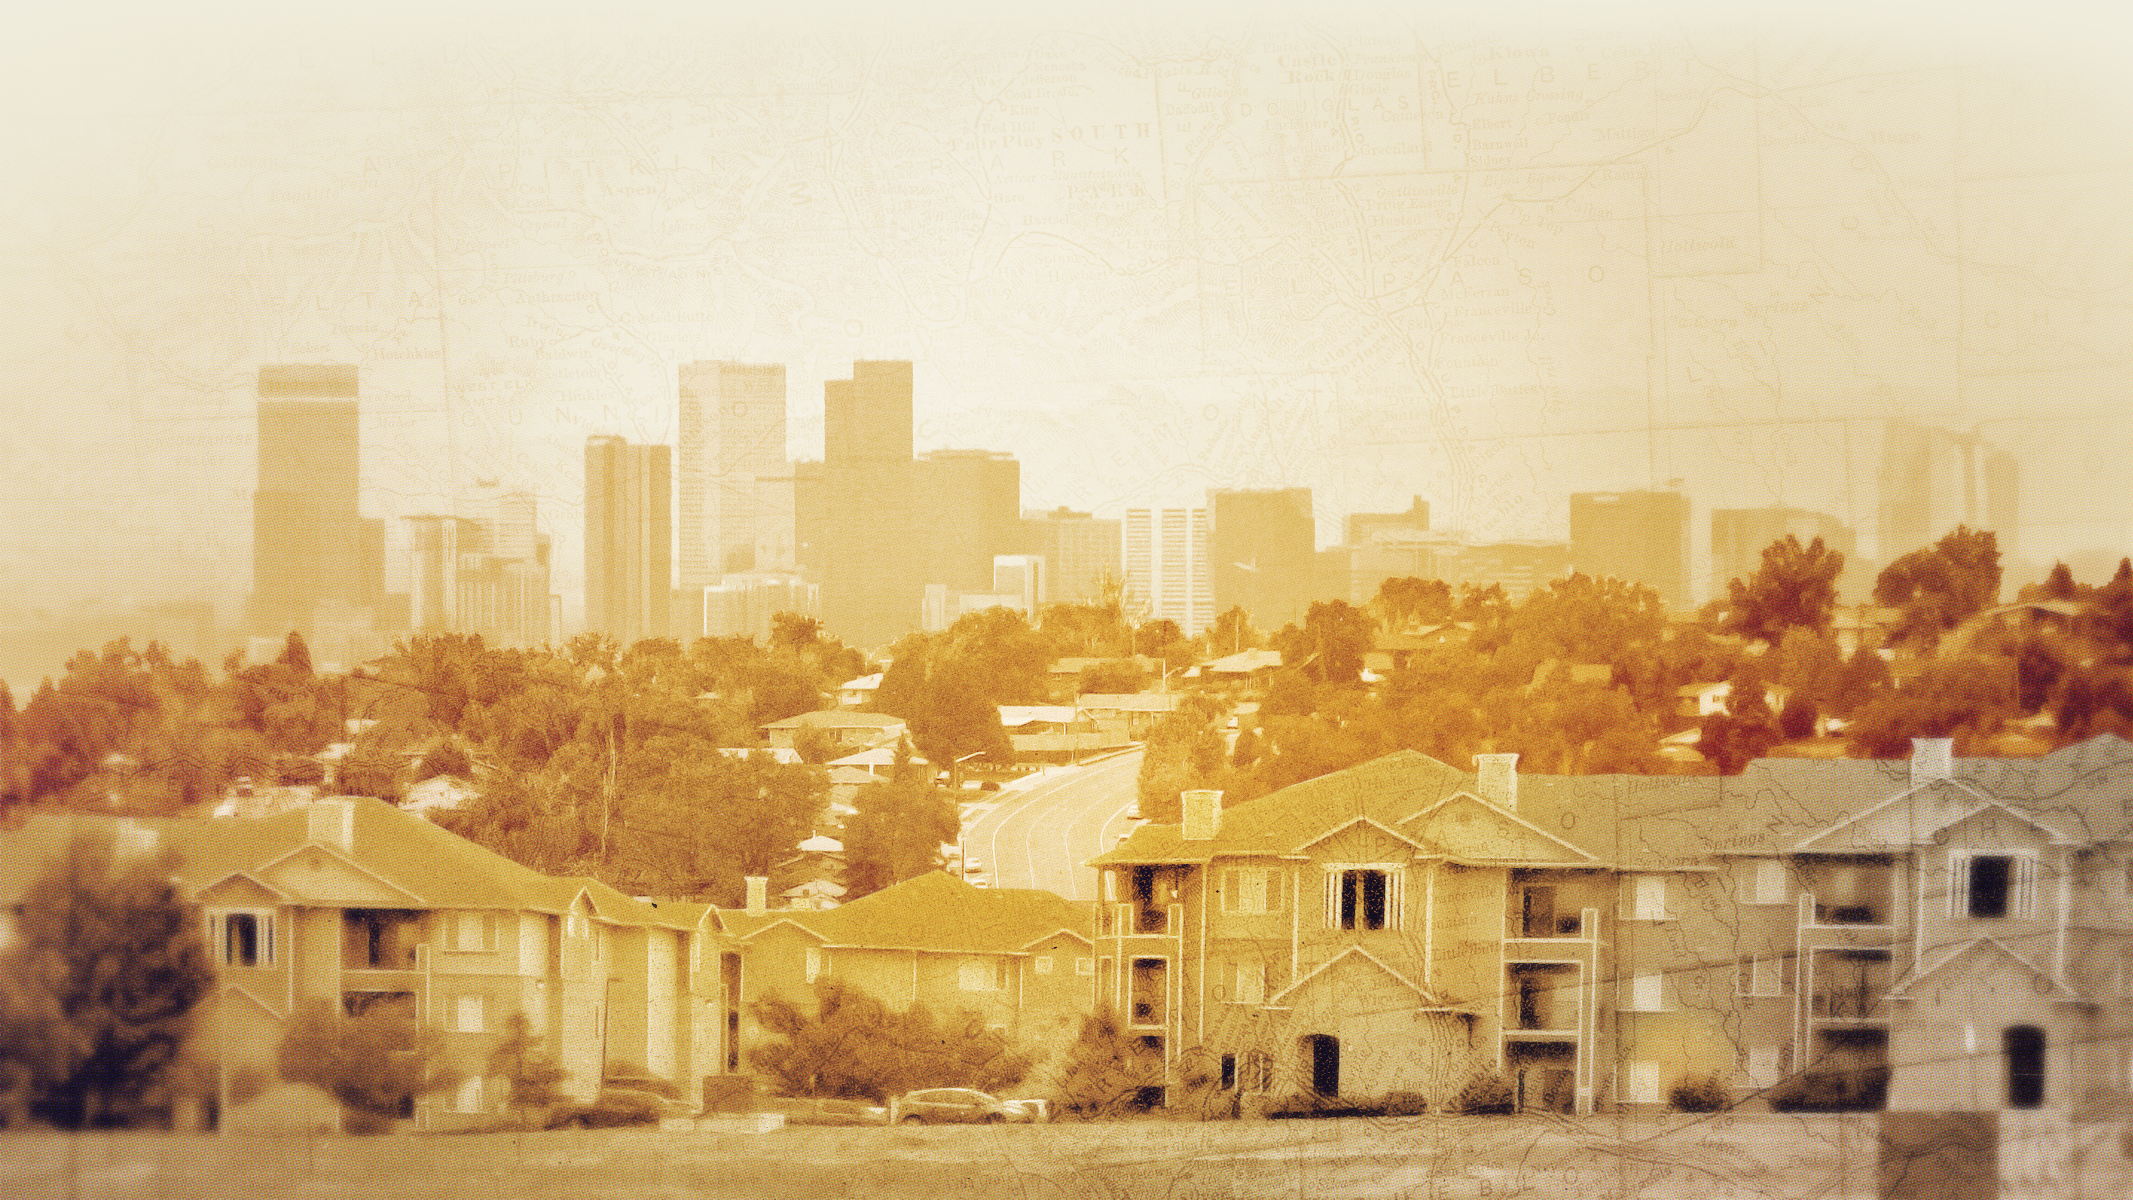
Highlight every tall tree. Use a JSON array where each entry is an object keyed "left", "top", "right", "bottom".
[
  {"left": 842, "top": 768, "right": 959, "bottom": 900},
  {"left": 747, "top": 980, "right": 1032, "bottom": 1103},
  {"left": 1717, "top": 535, "right": 1845, "bottom": 643},
  {"left": 1272, "top": 600, "right": 1377, "bottom": 686},
  {"left": 1369, "top": 576, "right": 1454, "bottom": 630},
  {"left": 1874, "top": 525, "right": 2003, "bottom": 650},
  {"left": 277, "top": 997, "right": 460, "bottom": 1132},
  {"left": 0, "top": 831, "right": 214, "bottom": 1128},
  {"left": 1204, "top": 605, "right": 1262, "bottom": 656}
]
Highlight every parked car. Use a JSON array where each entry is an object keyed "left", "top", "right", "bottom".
[
  {"left": 1003, "top": 1098, "right": 1051, "bottom": 1123},
  {"left": 546, "top": 1083, "right": 694, "bottom": 1129},
  {"left": 963, "top": 858, "right": 983, "bottom": 876},
  {"left": 1125, "top": 801, "right": 1141, "bottom": 820},
  {"left": 889, "top": 1088, "right": 1029, "bottom": 1125},
  {"left": 769, "top": 1096, "right": 889, "bottom": 1126}
]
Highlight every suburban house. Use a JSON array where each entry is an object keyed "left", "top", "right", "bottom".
[
  {"left": 0, "top": 798, "right": 739, "bottom": 1132},
  {"left": 759, "top": 710, "right": 908, "bottom": 753},
  {"left": 1088, "top": 735, "right": 2133, "bottom": 1117},
  {"left": 718, "top": 872, "right": 1095, "bottom": 1087}
]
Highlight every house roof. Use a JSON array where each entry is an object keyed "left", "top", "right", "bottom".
[
  {"left": 1076, "top": 693, "right": 1182, "bottom": 713},
  {"left": 998, "top": 705, "right": 1079, "bottom": 727},
  {"left": 761, "top": 710, "right": 907, "bottom": 731},
  {"left": 726, "top": 871, "right": 1092, "bottom": 955}
]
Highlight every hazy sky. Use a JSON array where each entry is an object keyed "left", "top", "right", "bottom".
[{"left": 1, "top": 1, "right": 2128, "bottom": 633}]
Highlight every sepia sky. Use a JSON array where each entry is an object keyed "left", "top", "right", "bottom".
[{"left": 1, "top": 0, "right": 2129, "bottom": 639}]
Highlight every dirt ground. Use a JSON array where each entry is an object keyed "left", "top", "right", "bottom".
[{"left": 8, "top": 1113, "right": 2131, "bottom": 1200}]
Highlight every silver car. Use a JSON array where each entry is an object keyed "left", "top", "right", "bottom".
[{"left": 890, "top": 1087, "right": 1026, "bottom": 1125}]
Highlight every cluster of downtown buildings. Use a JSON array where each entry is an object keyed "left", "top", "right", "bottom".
[{"left": 244, "top": 358, "right": 2018, "bottom": 660}]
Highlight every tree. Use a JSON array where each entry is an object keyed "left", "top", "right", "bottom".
[
  {"left": 748, "top": 980, "right": 1032, "bottom": 1103},
  {"left": 1370, "top": 576, "right": 1454, "bottom": 630},
  {"left": 1874, "top": 526, "right": 2003, "bottom": 650},
  {"left": 277, "top": 631, "right": 314, "bottom": 675},
  {"left": 1132, "top": 619, "right": 1192, "bottom": 673},
  {"left": 1718, "top": 535, "right": 1845, "bottom": 644},
  {"left": 1051, "top": 1009, "right": 1165, "bottom": 1120},
  {"left": 1845, "top": 658, "right": 2016, "bottom": 758},
  {"left": 0, "top": 831, "right": 214, "bottom": 1128},
  {"left": 1271, "top": 600, "right": 1377, "bottom": 686},
  {"left": 842, "top": 772, "right": 959, "bottom": 899},
  {"left": 1205, "top": 606, "right": 1262, "bottom": 656},
  {"left": 486, "top": 1011, "right": 568, "bottom": 1128},
  {"left": 1076, "top": 660, "right": 1148, "bottom": 695},
  {"left": 769, "top": 612, "right": 823, "bottom": 651},
  {"left": 277, "top": 997, "right": 460, "bottom": 1132}
]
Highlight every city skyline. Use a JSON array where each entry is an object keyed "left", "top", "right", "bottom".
[{"left": 1, "top": 7, "right": 2128, "bottom": 670}]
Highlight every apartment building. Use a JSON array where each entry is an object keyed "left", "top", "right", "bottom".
[{"left": 1089, "top": 736, "right": 2133, "bottom": 1116}]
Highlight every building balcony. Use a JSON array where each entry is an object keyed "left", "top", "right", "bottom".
[{"left": 1506, "top": 906, "right": 1601, "bottom": 962}]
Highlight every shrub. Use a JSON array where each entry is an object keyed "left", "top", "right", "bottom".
[
  {"left": 276, "top": 997, "right": 460, "bottom": 1131},
  {"left": 276, "top": 757, "right": 327, "bottom": 787},
  {"left": 1452, "top": 1071, "right": 1515, "bottom": 1115},
  {"left": 415, "top": 744, "right": 472, "bottom": 782},
  {"left": 1668, "top": 1074, "right": 1729, "bottom": 1113},
  {"left": 1381, "top": 1090, "right": 1429, "bottom": 1116}
]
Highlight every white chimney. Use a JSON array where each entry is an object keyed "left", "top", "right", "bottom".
[
  {"left": 745, "top": 875, "right": 769, "bottom": 916},
  {"left": 306, "top": 798, "right": 355, "bottom": 853},
  {"left": 1474, "top": 753, "right": 1519, "bottom": 811},
  {"left": 1182, "top": 789, "right": 1223, "bottom": 841},
  {"left": 1910, "top": 738, "right": 1955, "bottom": 788}
]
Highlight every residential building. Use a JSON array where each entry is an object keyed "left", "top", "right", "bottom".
[
  {"left": 584, "top": 436, "right": 672, "bottom": 645},
  {"left": 1021, "top": 508, "right": 1122, "bottom": 605},
  {"left": 1210, "top": 488, "right": 1317, "bottom": 632},
  {"left": 0, "top": 798, "right": 736, "bottom": 1132},
  {"left": 678, "top": 362, "right": 788, "bottom": 589},
  {"left": 1088, "top": 735, "right": 2133, "bottom": 1116},
  {"left": 759, "top": 710, "right": 908, "bottom": 754},
  {"left": 1570, "top": 490, "right": 1691, "bottom": 612},
  {"left": 1123, "top": 508, "right": 1212, "bottom": 637},
  {"left": 251, "top": 365, "right": 382, "bottom": 639}
]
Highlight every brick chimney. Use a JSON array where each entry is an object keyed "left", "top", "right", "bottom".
[
  {"left": 306, "top": 798, "right": 355, "bottom": 853},
  {"left": 745, "top": 875, "right": 769, "bottom": 916},
  {"left": 1474, "top": 753, "right": 1519, "bottom": 811},
  {"left": 1910, "top": 737, "right": 1955, "bottom": 788},
  {"left": 1182, "top": 789, "right": 1223, "bottom": 841}
]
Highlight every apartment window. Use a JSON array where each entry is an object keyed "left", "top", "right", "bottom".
[
  {"left": 1076, "top": 957, "right": 1094, "bottom": 976},
  {"left": 453, "top": 993, "right": 486, "bottom": 1034},
  {"left": 1220, "top": 1054, "right": 1237, "bottom": 1091},
  {"left": 1737, "top": 954, "right": 1786, "bottom": 998},
  {"left": 1952, "top": 852, "right": 2035, "bottom": 919},
  {"left": 1752, "top": 860, "right": 1787, "bottom": 905},
  {"left": 1627, "top": 973, "right": 1666, "bottom": 1012},
  {"left": 1034, "top": 954, "right": 1055, "bottom": 975},
  {"left": 1622, "top": 875, "right": 1671, "bottom": 921},
  {"left": 218, "top": 911, "right": 274, "bottom": 967},
  {"left": 959, "top": 956, "right": 1008, "bottom": 992},
  {"left": 451, "top": 912, "right": 498, "bottom": 952},
  {"left": 1328, "top": 868, "right": 1399, "bottom": 931},
  {"left": 452, "top": 1076, "right": 485, "bottom": 1115},
  {"left": 1221, "top": 868, "right": 1284, "bottom": 915},
  {"left": 1230, "top": 959, "right": 1266, "bottom": 1006}
]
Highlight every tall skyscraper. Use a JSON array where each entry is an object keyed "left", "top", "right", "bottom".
[
  {"left": 678, "top": 362, "right": 788, "bottom": 589},
  {"left": 1209, "top": 487, "right": 1317, "bottom": 631},
  {"left": 403, "top": 484, "right": 554, "bottom": 648},
  {"left": 1123, "top": 508, "right": 1212, "bottom": 636},
  {"left": 1343, "top": 496, "right": 1430, "bottom": 547},
  {"left": 585, "top": 436, "right": 672, "bottom": 646},
  {"left": 1569, "top": 490, "right": 1690, "bottom": 612},
  {"left": 1021, "top": 507, "right": 1123, "bottom": 605},
  {"left": 251, "top": 364, "right": 375, "bottom": 638},
  {"left": 1877, "top": 421, "right": 2019, "bottom": 566},
  {"left": 918, "top": 449, "right": 1021, "bottom": 596}
]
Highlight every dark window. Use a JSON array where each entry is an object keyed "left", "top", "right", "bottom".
[
  {"left": 1219, "top": 1054, "right": 1236, "bottom": 1091},
  {"left": 2005, "top": 1025, "right": 2045, "bottom": 1109},
  {"left": 1340, "top": 870, "right": 1388, "bottom": 931},
  {"left": 1521, "top": 886, "right": 1556, "bottom": 938},
  {"left": 226, "top": 913, "right": 260, "bottom": 966},
  {"left": 1306, "top": 1034, "right": 1341, "bottom": 1096},
  {"left": 1969, "top": 856, "right": 2012, "bottom": 918}
]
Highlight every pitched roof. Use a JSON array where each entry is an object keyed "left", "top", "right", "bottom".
[
  {"left": 729, "top": 871, "right": 1092, "bottom": 955},
  {"left": 761, "top": 710, "right": 906, "bottom": 731}
]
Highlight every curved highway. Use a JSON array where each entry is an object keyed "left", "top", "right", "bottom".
[{"left": 960, "top": 748, "right": 1143, "bottom": 901}]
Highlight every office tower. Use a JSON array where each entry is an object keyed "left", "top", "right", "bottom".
[
  {"left": 1343, "top": 496, "right": 1430, "bottom": 547},
  {"left": 1123, "top": 508, "right": 1212, "bottom": 636},
  {"left": 796, "top": 362, "right": 921, "bottom": 649},
  {"left": 1209, "top": 487, "right": 1317, "bottom": 631},
  {"left": 702, "top": 574, "right": 819, "bottom": 642},
  {"left": 678, "top": 362, "right": 788, "bottom": 589},
  {"left": 992, "top": 555, "right": 1046, "bottom": 614},
  {"left": 402, "top": 514, "right": 475, "bottom": 634},
  {"left": 1877, "top": 421, "right": 2019, "bottom": 566},
  {"left": 1569, "top": 490, "right": 1690, "bottom": 612},
  {"left": 585, "top": 436, "right": 672, "bottom": 646},
  {"left": 1021, "top": 507, "right": 1123, "bottom": 605},
  {"left": 251, "top": 364, "right": 373, "bottom": 637},
  {"left": 1711, "top": 507, "right": 1858, "bottom": 603},
  {"left": 918, "top": 449, "right": 1021, "bottom": 596}
]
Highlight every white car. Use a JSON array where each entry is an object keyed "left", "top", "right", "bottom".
[{"left": 963, "top": 858, "right": 983, "bottom": 876}]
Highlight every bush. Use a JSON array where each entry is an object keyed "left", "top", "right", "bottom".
[
  {"left": 1452, "top": 1071, "right": 1515, "bottom": 1115},
  {"left": 1381, "top": 1091, "right": 1429, "bottom": 1116},
  {"left": 1668, "top": 1074, "right": 1730, "bottom": 1113},
  {"left": 415, "top": 744, "right": 471, "bottom": 782},
  {"left": 276, "top": 998, "right": 460, "bottom": 1131},
  {"left": 276, "top": 757, "right": 327, "bottom": 786}
]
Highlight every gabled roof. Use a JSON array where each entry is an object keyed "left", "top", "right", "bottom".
[
  {"left": 725, "top": 871, "right": 1092, "bottom": 956},
  {"left": 761, "top": 710, "right": 908, "bottom": 731},
  {"left": 1400, "top": 792, "right": 1599, "bottom": 864},
  {"left": 1887, "top": 936, "right": 2076, "bottom": 1000},
  {"left": 1266, "top": 945, "right": 1459, "bottom": 1010}
]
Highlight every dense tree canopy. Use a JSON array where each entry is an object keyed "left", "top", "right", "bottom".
[
  {"left": 1717, "top": 535, "right": 1845, "bottom": 644},
  {"left": 1875, "top": 525, "right": 2002, "bottom": 649}
]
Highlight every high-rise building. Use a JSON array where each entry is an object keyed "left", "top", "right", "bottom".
[
  {"left": 1569, "top": 490, "right": 1691, "bottom": 612},
  {"left": 251, "top": 364, "right": 375, "bottom": 638},
  {"left": 1711, "top": 507, "right": 1859, "bottom": 604},
  {"left": 1123, "top": 508, "right": 1212, "bottom": 636},
  {"left": 678, "top": 362, "right": 788, "bottom": 589},
  {"left": 992, "top": 555, "right": 1046, "bottom": 615},
  {"left": 402, "top": 514, "right": 475, "bottom": 634},
  {"left": 1209, "top": 487, "right": 1317, "bottom": 631},
  {"left": 1021, "top": 507, "right": 1123, "bottom": 606},
  {"left": 918, "top": 449, "right": 1021, "bottom": 596},
  {"left": 1877, "top": 422, "right": 2019, "bottom": 567},
  {"left": 1343, "top": 496, "right": 1430, "bottom": 547},
  {"left": 795, "top": 362, "right": 920, "bottom": 650},
  {"left": 585, "top": 436, "right": 672, "bottom": 646}
]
